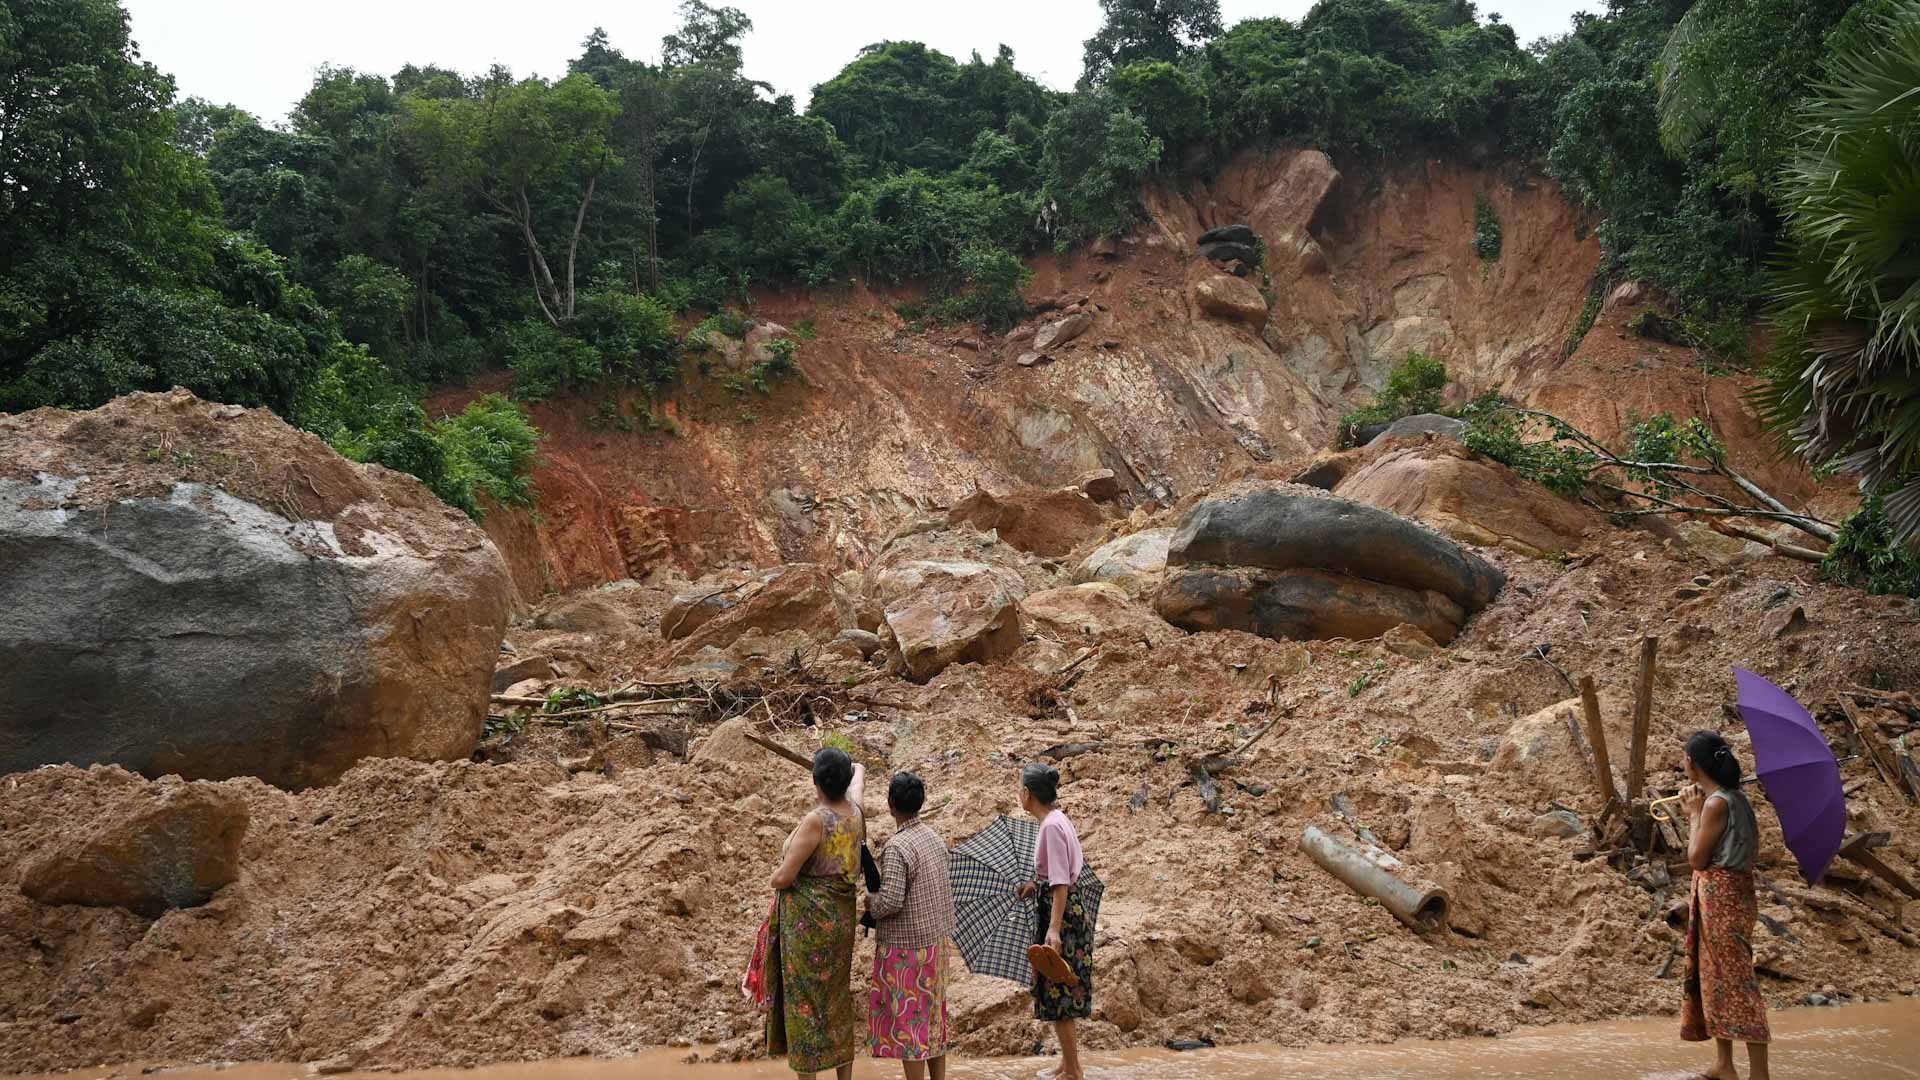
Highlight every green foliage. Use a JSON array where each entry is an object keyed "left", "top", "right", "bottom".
[
  {"left": 935, "top": 246, "right": 1033, "bottom": 330},
  {"left": 1338, "top": 351, "right": 1449, "bottom": 433},
  {"left": 1565, "top": 289, "right": 1604, "bottom": 357},
  {"left": 431, "top": 394, "right": 540, "bottom": 515},
  {"left": 504, "top": 319, "right": 606, "bottom": 402},
  {"left": 1821, "top": 497, "right": 1920, "bottom": 598},
  {"left": 1039, "top": 92, "right": 1161, "bottom": 244},
  {"left": 1473, "top": 193, "right": 1501, "bottom": 261},
  {"left": 576, "top": 289, "right": 678, "bottom": 384},
  {"left": 1757, "top": 0, "right": 1920, "bottom": 543},
  {"left": 1082, "top": 0, "right": 1224, "bottom": 87},
  {"left": 1107, "top": 61, "right": 1210, "bottom": 154},
  {"left": 1458, "top": 395, "right": 1593, "bottom": 497}
]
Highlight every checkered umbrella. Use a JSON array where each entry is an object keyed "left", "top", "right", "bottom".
[{"left": 949, "top": 815, "right": 1105, "bottom": 985}]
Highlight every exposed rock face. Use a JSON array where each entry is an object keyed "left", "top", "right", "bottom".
[
  {"left": 1020, "top": 583, "right": 1177, "bottom": 643},
  {"left": 1154, "top": 487, "right": 1502, "bottom": 644},
  {"left": 19, "top": 772, "right": 247, "bottom": 918},
  {"left": 1194, "top": 274, "right": 1270, "bottom": 327},
  {"left": 0, "top": 390, "right": 514, "bottom": 788},
  {"left": 1331, "top": 441, "right": 1600, "bottom": 558},
  {"left": 947, "top": 484, "right": 1114, "bottom": 558},
  {"left": 1073, "top": 528, "right": 1173, "bottom": 597},
  {"left": 874, "top": 561, "right": 1025, "bottom": 682},
  {"left": 664, "top": 564, "right": 850, "bottom": 656}
]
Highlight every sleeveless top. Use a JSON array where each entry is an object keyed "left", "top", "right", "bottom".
[
  {"left": 800, "top": 805, "right": 865, "bottom": 888},
  {"left": 1708, "top": 787, "right": 1758, "bottom": 872}
]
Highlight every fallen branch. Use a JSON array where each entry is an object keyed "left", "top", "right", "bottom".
[
  {"left": 1711, "top": 520, "right": 1827, "bottom": 563},
  {"left": 491, "top": 698, "right": 702, "bottom": 720},
  {"left": 1775, "top": 884, "right": 1917, "bottom": 948},
  {"left": 745, "top": 731, "right": 813, "bottom": 770}
]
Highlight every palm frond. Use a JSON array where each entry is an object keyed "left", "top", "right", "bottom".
[{"left": 1654, "top": 4, "right": 1714, "bottom": 159}]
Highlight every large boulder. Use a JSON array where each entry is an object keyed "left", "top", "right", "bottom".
[
  {"left": 1193, "top": 274, "right": 1270, "bottom": 328},
  {"left": 0, "top": 390, "right": 514, "bottom": 788},
  {"left": 947, "top": 485, "right": 1113, "bottom": 558},
  {"left": 1073, "top": 528, "right": 1173, "bottom": 597},
  {"left": 1197, "top": 223, "right": 1257, "bottom": 246},
  {"left": 1492, "top": 693, "right": 1630, "bottom": 798},
  {"left": 1020, "top": 583, "right": 1177, "bottom": 643},
  {"left": 875, "top": 561, "right": 1024, "bottom": 682},
  {"left": 665, "top": 564, "right": 850, "bottom": 657},
  {"left": 1154, "top": 487, "right": 1503, "bottom": 644},
  {"left": 1155, "top": 566, "right": 1466, "bottom": 644},
  {"left": 19, "top": 775, "right": 248, "bottom": 918},
  {"left": 1352, "top": 413, "right": 1467, "bottom": 447},
  {"left": 1033, "top": 312, "right": 1094, "bottom": 352},
  {"left": 1332, "top": 441, "right": 1600, "bottom": 559}
]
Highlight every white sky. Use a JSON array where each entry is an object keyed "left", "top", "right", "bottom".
[{"left": 124, "top": 0, "right": 1595, "bottom": 126}]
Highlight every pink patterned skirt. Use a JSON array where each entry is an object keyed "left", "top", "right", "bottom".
[{"left": 867, "top": 942, "right": 950, "bottom": 1061}]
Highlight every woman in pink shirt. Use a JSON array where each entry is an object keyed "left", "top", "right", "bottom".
[{"left": 1015, "top": 763, "right": 1092, "bottom": 1080}]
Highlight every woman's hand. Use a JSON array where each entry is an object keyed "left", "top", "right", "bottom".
[
  {"left": 1045, "top": 929, "right": 1063, "bottom": 954},
  {"left": 1015, "top": 881, "right": 1036, "bottom": 900},
  {"left": 1680, "top": 782, "right": 1705, "bottom": 819}
]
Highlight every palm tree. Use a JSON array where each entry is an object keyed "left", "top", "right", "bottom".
[{"left": 1757, "top": 0, "right": 1920, "bottom": 543}]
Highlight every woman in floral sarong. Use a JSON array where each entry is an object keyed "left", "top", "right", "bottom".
[
  {"left": 1015, "top": 763, "right": 1093, "bottom": 1080},
  {"left": 767, "top": 747, "right": 866, "bottom": 1080},
  {"left": 1679, "top": 730, "right": 1770, "bottom": 1080}
]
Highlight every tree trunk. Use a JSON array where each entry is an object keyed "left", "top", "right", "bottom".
[
  {"left": 563, "top": 171, "right": 598, "bottom": 321},
  {"left": 514, "top": 186, "right": 563, "bottom": 325}
]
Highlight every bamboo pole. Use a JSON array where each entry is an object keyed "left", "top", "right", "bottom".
[{"left": 1627, "top": 637, "right": 1659, "bottom": 798}]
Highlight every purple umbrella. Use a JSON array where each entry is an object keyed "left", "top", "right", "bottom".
[{"left": 1733, "top": 667, "right": 1846, "bottom": 885}]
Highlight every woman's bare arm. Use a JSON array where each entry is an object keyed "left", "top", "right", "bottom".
[
  {"left": 770, "top": 812, "right": 823, "bottom": 890},
  {"left": 847, "top": 762, "right": 867, "bottom": 814},
  {"left": 1687, "top": 795, "right": 1728, "bottom": 871},
  {"left": 1045, "top": 883, "right": 1068, "bottom": 951}
]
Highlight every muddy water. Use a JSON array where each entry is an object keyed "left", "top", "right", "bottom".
[{"left": 26, "top": 1001, "right": 1918, "bottom": 1080}]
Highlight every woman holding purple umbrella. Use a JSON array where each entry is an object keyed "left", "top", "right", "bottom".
[{"left": 1678, "top": 730, "right": 1770, "bottom": 1080}]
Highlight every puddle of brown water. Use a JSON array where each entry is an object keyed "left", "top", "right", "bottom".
[{"left": 23, "top": 1000, "right": 1918, "bottom": 1080}]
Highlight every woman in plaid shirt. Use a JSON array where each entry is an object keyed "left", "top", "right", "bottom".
[{"left": 865, "top": 771, "right": 956, "bottom": 1079}]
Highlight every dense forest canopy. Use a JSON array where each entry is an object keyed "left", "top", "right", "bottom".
[{"left": 0, "top": 0, "right": 1913, "bottom": 541}]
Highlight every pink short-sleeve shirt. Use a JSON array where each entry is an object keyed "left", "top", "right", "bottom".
[{"left": 1033, "top": 808, "right": 1083, "bottom": 885}]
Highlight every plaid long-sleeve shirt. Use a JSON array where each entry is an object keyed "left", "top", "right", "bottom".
[{"left": 868, "top": 818, "right": 956, "bottom": 949}]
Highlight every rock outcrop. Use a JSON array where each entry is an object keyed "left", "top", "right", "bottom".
[
  {"left": 1020, "top": 582, "right": 1177, "bottom": 643},
  {"left": 1153, "top": 487, "right": 1503, "bottom": 644},
  {"left": 19, "top": 771, "right": 247, "bottom": 918},
  {"left": 0, "top": 390, "right": 514, "bottom": 788}
]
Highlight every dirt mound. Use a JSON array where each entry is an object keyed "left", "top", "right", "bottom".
[{"left": 0, "top": 389, "right": 514, "bottom": 788}]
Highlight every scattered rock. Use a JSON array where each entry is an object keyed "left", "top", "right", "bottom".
[
  {"left": 1193, "top": 274, "right": 1270, "bottom": 328},
  {"left": 533, "top": 593, "right": 631, "bottom": 633},
  {"left": 1605, "top": 280, "right": 1652, "bottom": 311},
  {"left": 947, "top": 485, "right": 1113, "bottom": 558},
  {"left": 20, "top": 778, "right": 248, "bottom": 918},
  {"left": 1033, "top": 312, "right": 1094, "bottom": 352},
  {"left": 665, "top": 564, "right": 850, "bottom": 657},
  {"left": 1530, "top": 810, "right": 1583, "bottom": 840},
  {"left": 1016, "top": 351, "right": 1048, "bottom": 367},
  {"left": 0, "top": 389, "right": 513, "bottom": 788},
  {"left": 1382, "top": 623, "right": 1440, "bottom": 659},
  {"left": 490, "top": 654, "right": 555, "bottom": 693},
  {"left": 832, "top": 628, "right": 884, "bottom": 658},
  {"left": 1020, "top": 583, "right": 1176, "bottom": 643},
  {"left": 1074, "top": 469, "right": 1123, "bottom": 503},
  {"left": 1766, "top": 605, "right": 1810, "bottom": 638},
  {"left": 876, "top": 561, "right": 1025, "bottom": 682},
  {"left": 1073, "top": 528, "right": 1174, "bottom": 598}
]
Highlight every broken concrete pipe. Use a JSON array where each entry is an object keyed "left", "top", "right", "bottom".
[{"left": 1300, "top": 824, "right": 1450, "bottom": 932}]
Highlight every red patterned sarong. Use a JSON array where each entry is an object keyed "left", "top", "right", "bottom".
[
  {"left": 867, "top": 942, "right": 950, "bottom": 1061},
  {"left": 1681, "top": 867, "right": 1770, "bottom": 1044}
]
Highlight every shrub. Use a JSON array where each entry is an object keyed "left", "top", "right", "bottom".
[
  {"left": 575, "top": 289, "right": 678, "bottom": 385},
  {"left": 431, "top": 394, "right": 540, "bottom": 516},
  {"left": 1820, "top": 497, "right": 1920, "bottom": 598},
  {"left": 1473, "top": 193, "right": 1502, "bottom": 262},
  {"left": 1338, "top": 351, "right": 1450, "bottom": 435},
  {"left": 504, "top": 319, "right": 604, "bottom": 403},
  {"left": 935, "top": 245, "right": 1032, "bottom": 329}
]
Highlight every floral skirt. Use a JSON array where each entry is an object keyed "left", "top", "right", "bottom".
[
  {"left": 1032, "top": 883, "right": 1095, "bottom": 1021},
  {"left": 767, "top": 876, "right": 858, "bottom": 1073},
  {"left": 1681, "top": 867, "right": 1770, "bottom": 1044},
  {"left": 868, "top": 942, "right": 950, "bottom": 1061}
]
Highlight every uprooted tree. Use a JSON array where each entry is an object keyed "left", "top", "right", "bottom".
[{"left": 1459, "top": 398, "right": 1841, "bottom": 561}]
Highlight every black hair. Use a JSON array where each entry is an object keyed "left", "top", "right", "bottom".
[
  {"left": 888, "top": 771, "right": 926, "bottom": 817},
  {"left": 1685, "top": 730, "right": 1742, "bottom": 789},
  {"left": 1021, "top": 762, "right": 1060, "bottom": 806},
  {"left": 812, "top": 746, "right": 853, "bottom": 800}
]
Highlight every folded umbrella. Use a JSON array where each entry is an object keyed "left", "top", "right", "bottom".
[
  {"left": 1734, "top": 667, "right": 1846, "bottom": 885},
  {"left": 949, "top": 815, "right": 1105, "bottom": 985}
]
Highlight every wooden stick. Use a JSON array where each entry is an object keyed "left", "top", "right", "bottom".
[
  {"left": 1838, "top": 832, "right": 1920, "bottom": 900},
  {"left": 491, "top": 698, "right": 702, "bottom": 720},
  {"left": 1580, "top": 676, "right": 1622, "bottom": 811},
  {"left": 1840, "top": 696, "right": 1911, "bottom": 800},
  {"left": 1628, "top": 637, "right": 1659, "bottom": 799},
  {"left": 745, "top": 732, "right": 813, "bottom": 770}
]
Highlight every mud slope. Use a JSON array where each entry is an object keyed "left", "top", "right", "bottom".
[{"left": 433, "top": 149, "right": 1815, "bottom": 601}]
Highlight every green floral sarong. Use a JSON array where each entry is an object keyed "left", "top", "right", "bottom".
[{"left": 768, "top": 808, "right": 860, "bottom": 1073}]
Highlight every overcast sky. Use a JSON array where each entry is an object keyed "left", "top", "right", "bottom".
[{"left": 124, "top": 1, "right": 1594, "bottom": 126}]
